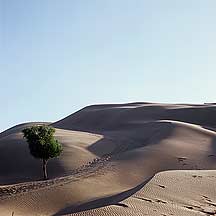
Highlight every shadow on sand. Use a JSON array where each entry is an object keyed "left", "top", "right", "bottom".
[{"left": 53, "top": 176, "right": 153, "bottom": 216}]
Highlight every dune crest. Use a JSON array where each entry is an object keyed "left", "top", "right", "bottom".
[{"left": 0, "top": 102, "right": 216, "bottom": 215}]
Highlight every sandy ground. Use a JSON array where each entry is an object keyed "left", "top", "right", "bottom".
[
  {"left": 0, "top": 102, "right": 216, "bottom": 216},
  {"left": 70, "top": 170, "right": 216, "bottom": 216}
]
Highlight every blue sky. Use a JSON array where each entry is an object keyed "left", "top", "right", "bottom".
[{"left": 1, "top": 0, "right": 216, "bottom": 132}]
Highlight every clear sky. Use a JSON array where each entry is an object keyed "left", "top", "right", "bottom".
[{"left": 0, "top": 0, "right": 216, "bottom": 132}]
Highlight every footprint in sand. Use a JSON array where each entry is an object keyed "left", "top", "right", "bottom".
[
  {"left": 200, "top": 207, "right": 216, "bottom": 215},
  {"left": 155, "top": 199, "right": 167, "bottom": 204},
  {"left": 113, "top": 203, "right": 129, "bottom": 208},
  {"left": 208, "top": 154, "right": 216, "bottom": 158},
  {"left": 184, "top": 206, "right": 194, "bottom": 210},
  {"left": 177, "top": 157, "right": 189, "bottom": 166},
  {"left": 177, "top": 157, "right": 187, "bottom": 162},
  {"left": 158, "top": 184, "right": 166, "bottom": 188},
  {"left": 192, "top": 175, "right": 202, "bottom": 178}
]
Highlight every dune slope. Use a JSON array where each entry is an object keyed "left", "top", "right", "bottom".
[{"left": 0, "top": 102, "right": 216, "bottom": 216}]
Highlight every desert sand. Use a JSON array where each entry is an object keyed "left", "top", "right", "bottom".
[{"left": 0, "top": 102, "right": 216, "bottom": 216}]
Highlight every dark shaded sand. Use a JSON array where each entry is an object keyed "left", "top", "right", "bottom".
[{"left": 1, "top": 102, "right": 216, "bottom": 215}]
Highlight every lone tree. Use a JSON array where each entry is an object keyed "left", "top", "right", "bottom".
[{"left": 22, "top": 125, "right": 63, "bottom": 180}]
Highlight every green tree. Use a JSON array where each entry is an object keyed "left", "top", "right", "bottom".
[{"left": 22, "top": 125, "right": 63, "bottom": 180}]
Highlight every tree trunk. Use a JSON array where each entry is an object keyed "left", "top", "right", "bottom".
[{"left": 42, "top": 159, "right": 48, "bottom": 180}]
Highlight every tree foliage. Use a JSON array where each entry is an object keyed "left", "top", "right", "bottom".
[{"left": 22, "top": 125, "right": 63, "bottom": 179}]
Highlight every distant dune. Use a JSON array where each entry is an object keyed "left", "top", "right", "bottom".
[{"left": 0, "top": 102, "right": 216, "bottom": 215}]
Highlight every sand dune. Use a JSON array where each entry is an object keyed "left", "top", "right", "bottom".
[
  {"left": 69, "top": 170, "right": 216, "bottom": 216},
  {"left": 0, "top": 102, "right": 216, "bottom": 215},
  {"left": 52, "top": 103, "right": 216, "bottom": 132}
]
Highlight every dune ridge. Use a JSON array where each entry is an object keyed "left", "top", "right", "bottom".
[{"left": 0, "top": 102, "right": 216, "bottom": 215}]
